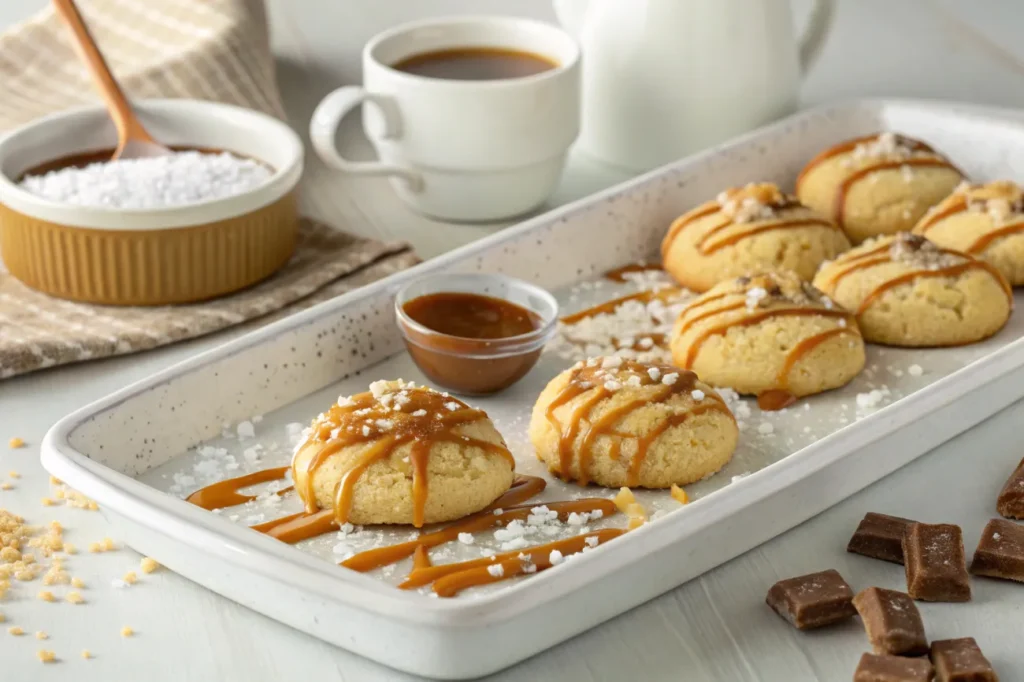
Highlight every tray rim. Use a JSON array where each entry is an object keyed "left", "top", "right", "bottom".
[{"left": 39, "top": 97, "right": 1024, "bottom": 628}]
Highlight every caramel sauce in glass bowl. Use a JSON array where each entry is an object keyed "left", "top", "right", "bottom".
[{"left": 394, "top": 273, "right": 558, "bottom": 395}]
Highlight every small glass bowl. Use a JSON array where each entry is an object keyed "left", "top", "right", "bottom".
[{"left": 394, "top": 273, "right": 559, "bottom": 395}]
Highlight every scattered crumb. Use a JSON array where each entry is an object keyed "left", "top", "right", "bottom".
[
  {"left": 37, "top": 590, "right": 54, "bottom": 602},
  {"left": 66, "top": 591, "right": 84, "bottom": 604},
  {"left": 71, "top": 577, "right": 85, "bottom": 588},
  {"left": 81, "top": 649, "right": 92, "bottom": 660},
  {"left": 8, "top": 438, "right": 24, "bottom": 449},
  {"left": 35, "top": 630, "right": 48, "bottom": 640},
  {"left": 8, "top": 626, "right": 24, "bottom": 635},
  {"left": 120, "top": 626, "right": 134, "bottom": 637},
  {"left": 88, "top": 542, "right": 101, "bottom": 553},
  {"left": 37, "top": 649, "right": 56, "bottom": 663},
  {"left": 612, "top": 487, "right": 636, "bottom": 514},
  {"left": 140, "top": 557, "right": 159, "bottom": 574},
  {"left": 0, "top": 482, "right": 12, "bottom": 491},
  {"left": 670, "top": 484, "right": 689, "bottom": 505},
  {"left": 7, "top": 471, "right": 19, "bottom": 479},
  {"left": 486, "top": 564, "right": 504, "bottom": 578},
  {"left": 101, "top": 538, "right": 115, "bottom": 551},
  {"left": 40, "top": 498, "right": 54, "bottom": 507},
  {"left": 63, "top": 544, "right": 77, "bottom": 555},
  {"left": 123, "top": 571, "right": 138, "bottom": 585},
  {"left": 0, "top": 612, "right": 4, "bottom": 623}
]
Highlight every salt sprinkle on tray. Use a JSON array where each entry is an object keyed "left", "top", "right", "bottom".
[{"left": 19, "top": 151, "right": 272, "bottom": 210}]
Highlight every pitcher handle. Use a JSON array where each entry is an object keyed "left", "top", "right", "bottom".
[{"left": 799, "top": 0, "right": 836, "bottom": 74}]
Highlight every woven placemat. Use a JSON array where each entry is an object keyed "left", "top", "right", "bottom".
[{"left": 0, "top": 0, "right": 418, "bottom": 379}]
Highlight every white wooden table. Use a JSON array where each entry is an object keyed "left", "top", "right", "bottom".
[{"left": 3, "top": 1, "right": 1024, "bottom": 679}]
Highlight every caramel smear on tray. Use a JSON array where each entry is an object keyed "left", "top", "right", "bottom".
[{"left": 186, "top": 464, "right": 627, "bottom": 596}]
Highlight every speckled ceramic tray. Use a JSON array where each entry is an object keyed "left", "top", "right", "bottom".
[{"left": 42, "top": 100, "right": 1024, "bottom": 680}]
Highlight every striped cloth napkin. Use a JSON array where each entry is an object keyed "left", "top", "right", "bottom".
[{"left": 0, "top": 0, "right": 418, "bottom": 380}]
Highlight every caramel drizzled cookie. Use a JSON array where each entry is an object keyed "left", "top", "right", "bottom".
[
  {"left": 797, "top": 132, "right": 963, "bottom": 244},
  {"left": 529, "top": 358, "right": 737, "bottom": 488},
  {"left": 669, "top": 271, "right": 865, "bottom": 404},
  {"left": 813, "top": 233, "right": 1012, "bottom": 346},
  {"left": 661, "top": 182, "right": 850, "bottom": 293}
]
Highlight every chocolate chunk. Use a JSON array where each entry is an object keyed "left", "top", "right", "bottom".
[
  {"left": 930, "top": 637, "right": 998, "bottom": 681},
  {"left": 765, "top": 568, "right": 856, "bottom": 630},
  {"left": 996, "top": 456, "right": 1024, "bottom": 520},
  {"left": 854, "top": 653, "right": 934, "bottom": 682},
  {"left": 970, "top": 518, "right": 1024, "bottom": 584},
  {"left": 848, "top": 512, "right": 916, "bottom": 564},
  {"left": 853, "top": 587, "right": 929, "bottom": 656},
  {"left": 903, "top": 523, "right": 971, "bottom": 602}
]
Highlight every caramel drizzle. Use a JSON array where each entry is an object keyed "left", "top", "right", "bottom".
[
  {"left": 186, "top": 468, "right": 631, "bottom": 597},
  {"left": 794, "top": 133, "right": 937, "bottom": 190},
  {"left": 834, "top": 157, "right": 959, "bottom": 225},
  {"left": 544, "top": 361, "right": 733, "bottom": 486},
  {"left": 916, "top": 196, "right": 1024, "bottom": 254},
  {"left": 560, "top": 289, "right": 671, "bottom": 325},
  {"left": 403, "top": 529, "right": 625, "bottom": 597},
  {"left": 604, "top": 263, "right": 664, "bottom": 282},
  {"left": 343, "top": 497, "right": 617, "bottom": 572},
  {"left": 186, "top": 466, "right": 292, "bottom": 510},
  {"left": 818, "top": 242, "right": 1013, "bottom": 311},
  {"left": 677, "top": 306, "right": 854, "bottom": 369},
  {"left": 292, "top": 388, "right": 515, "bottom": 529},
  {"left": 661, "top": 200, "right": 838, "bottom": 256}
]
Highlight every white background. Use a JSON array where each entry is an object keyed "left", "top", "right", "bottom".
[{"left": 2, "top": 1, "right": 1024, "bottom": 680}]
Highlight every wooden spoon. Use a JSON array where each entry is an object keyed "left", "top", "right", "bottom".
[{"left": 52, "top": 0, "right": 171, "bottom": 160}]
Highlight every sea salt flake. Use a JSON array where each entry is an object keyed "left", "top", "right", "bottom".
[
  {"left": 585, "top": 536, "right": 600, "bottom": 548},
  {"left": 458, "top": 533, "right": 475, "bottom": 545},
  {"left": 236, "top": 421, "right": 255, "bottom": 439},
  {"left": 662, "top": 373, "right": 679, "bottom": 386},
  {"left": 549, "top": 550, "right": 565, "bottom": 566},
  {"left": 691, "top": 389, "right": 705, "bottom": 401},
  {"left": 412, "top": 409, "right": 427, "bottom": 417},
  {"left": 908, "top": 364, "right": 923, "bottom": 377},
  {"left": 757, "top": 422, "right": 774, "bottom": 435}
]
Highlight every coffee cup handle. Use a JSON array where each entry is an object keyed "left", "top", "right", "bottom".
[{"left": 310, "top": 86, "right": 424, "bottom": 191}]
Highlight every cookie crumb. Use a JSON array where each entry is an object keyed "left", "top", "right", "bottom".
[
  {"left": 123, "top": 571, "right": 137, "bottom": 585},
  {"left": 101, "top": 537, "right": 115, "bottom": 551},
  {"left": 670, "top": 484, "right": 690, "bottom": 505},
  {"left": 88, "top": 542, "right": 101, "bottom": 553},
  {"left": 140, "top": 557, "right": 159, "bottom": 574},
  {"left": 35, "top": 630, "right": 48, "bottom": 640},
  {"left": 8, "top": 626, "right": 24, "bottom": 635},
  {"left": 41, "top": 498, "right": 54, "bottom": 507},
  {"left": 7, "top": 471, "right": 19, "bottom": 479},
  {"left": 37, "top": 649, "right": 56, "bottom": 663},
  {"left": 120, "top": 626, "right": 134, "bottom": 637},
  {"left": 63, "top": 544, "right": 77, "bottom": 555},
  {"left": 66, "top": 591, "right": 84, "bottom": 604},
  {"left": 8, "top": 438, "right": 24, "bottom": 449},
  {"left": 37, "top": 590, "right": 54, "bottom": 602},
  {"left": 71, "top": 577, "right": 85, "bottom": 588},
  {"left": 81, "top": 649, "right": 92, "bottom": 660}
]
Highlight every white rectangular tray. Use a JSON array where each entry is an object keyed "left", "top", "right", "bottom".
[{"left": 42, "top": 99, "right": 1024, "bottom": 679}]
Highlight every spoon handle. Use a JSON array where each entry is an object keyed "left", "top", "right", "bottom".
[{"left": 52, "top": 0, "right": 155, "bottom": 145}]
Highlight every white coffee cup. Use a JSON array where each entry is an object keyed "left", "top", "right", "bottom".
[{"left": 309, "top": 16, "right": 581, "bottom": 222}]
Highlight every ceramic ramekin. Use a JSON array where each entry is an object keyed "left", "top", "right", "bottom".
[{"left": 0, "top": 100, "right": 303, "bottom": 305}]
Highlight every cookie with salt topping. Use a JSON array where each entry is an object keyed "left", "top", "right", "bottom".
[
  {"left": 796, "top": 132, "right": 963, "bottom": 245},
  {"left": 914, "top": 180, "right": 1024, "bottom": 285},
  {"left": 661, "top": 182, "right": 850, "bottom": 293},
  {"left": 813, "top": 233, "right": 1012, "bottom": 346},
  {"left": 528, "top": 359, "right": 738, "bottom": 488},
  {"left": 291, "top": 380, "right": 514, "bottom": 527},
  {"left": 669, "top": 272, "right": 865, "bottom": 403}
]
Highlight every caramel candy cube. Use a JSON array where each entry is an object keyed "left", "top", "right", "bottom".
[
  {"left": 854, "top": 653, "right": 934, "bottom": 682},
  {"left": 996, "top": 456, "right": 1024, "bottom": 520},
  {"left": 970, "top": 518, "right": 1024, "bottom": 584},
  {"left": 930, "top": 637, "right": 998, "bottom": 681},
  {"left": 903, "top": 523, "right": 971, "bottom": 602},
  {"left": 765, "top": 569, "right": 856, "bottom": 630},
  {"left": 848, "top": 512, "right": 915, "bottom": 564},
  {"left": 852, "top": 587, "right": 929, "bottom": 657}
]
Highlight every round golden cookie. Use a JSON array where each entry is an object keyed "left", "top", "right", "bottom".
[
  {"left": 914, "top": 180, "right": 1024, "bottom": 286},
  {"left": 812, "top": 233, "right": 1012, "bottom": 347},
  {"left": 292, "top": 380, "right": 514, "bottom": 527},
  {"left": 661, "top": 182, "right": 850, "bottom": 293},
  {"left": 796, "top": 132, "right": 963, "bottom": 245},
  {"left": 528, "top": 359, "right": 738, "bottom": 488},
  {"left": 669, "top": 272, "right": 865, "bottom": 400}
]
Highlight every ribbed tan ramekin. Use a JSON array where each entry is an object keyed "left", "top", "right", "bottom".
[{"left": 0, "top": 100, "right": 304, "bottom": 305}]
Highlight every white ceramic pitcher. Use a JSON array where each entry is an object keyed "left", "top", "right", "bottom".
[{"left": 554, "top": 0, "right": 835, "bottom": 171}]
